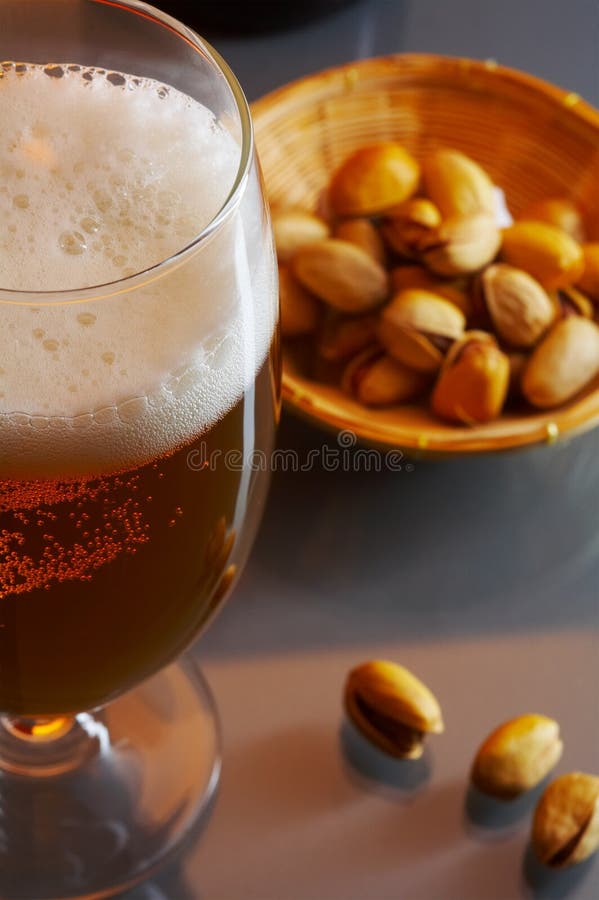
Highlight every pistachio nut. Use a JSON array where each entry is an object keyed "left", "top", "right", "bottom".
[
  {"left": 519, "top": 197, "right": 586, "bottom": 243},
  {"left": 334, "top": 217, "right": 387, "bottom": 265},
  {"left": 554, "top": 285, "right": 594, "bottom": 319},
  {"left": 344, "top": 659, "right": 443, "bottom": 759},
  {"left": 501, "top": 220, "right": 585, "bottom": 290},
  {"left": 419, "top": 213, "right": 501, "bottom": 276},
  {"left": 279, "top": 266, "right": 321, "bottom": 338},
  {"left": 390, "top": 265, "right": 472, "bottom": 317},
  {"left": 381, "top": 198, "right": 442, "bottom": 258},
  {"left": 292, "top": 239, "right": 389, "bottom": 314},
  {"left": 318, "top": 313, "right": 379, "bottom": 362},
  {"left": 422, "top": 148, "right": 496, "bottom": 218},
  {"left": 378, "top": 289, "right": 465, "bottom": 373},
  {"left": 481, "top": 263, "right": 555, "bottom": 348},
  {"left": 342, "top": 348, "right": 429, "bottom": 407},
  {"left": 532, "top": 773, "right": 599, "bottom": 868},
  {"left": 471, "top": 714, "right": 563, "bottom": 800},
  {"left": 576, "top": 242, "right": 599, "bottom": 303},
  {"left": 521, "top": 317, "right": 599, "bottom": 408},
  {"left": 271, "top": 208, "right": 330, "bottom": 263},
  {"left": 329, "top": 142, "right": 420, "bottom": 217},
  {"left": 432, "top": 330, "right": 510, "bottom": 424}
]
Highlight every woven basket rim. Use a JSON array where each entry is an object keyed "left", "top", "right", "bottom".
[{"left": 251, "top": 53, "right": 599, "bottom": 134}]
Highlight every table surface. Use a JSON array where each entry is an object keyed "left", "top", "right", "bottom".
[{"left": 128, "top": 1, "right": 599, "bottom": 898}]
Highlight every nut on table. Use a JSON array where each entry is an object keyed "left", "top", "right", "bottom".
[{"left": 344, "top": 659, "right": 443, "bottom": 759}]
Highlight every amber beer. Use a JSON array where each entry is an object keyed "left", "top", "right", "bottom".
[
  {"left": 0, "top": 355, "right": 277, "bottom": 715},
  {"left": 0, "top": 62, "right": 278, "bottom": 715}
]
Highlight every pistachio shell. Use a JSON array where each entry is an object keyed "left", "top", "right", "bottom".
[
  {"left": 292, "top": 239, "right": 389, "bottom": 313},
  {"left": 532, "top": 773, "right": 599, "bottom": 868},
  {"left": 422, "top": 148, "right": 496, "bottom": 218},
  {"left": 432, "top": 331, "right": 509, "bottom": 424},
  {"left": 522, "top": 317, "right": 599, "bottom": 408},
  {"left": 279, "top": 266, "right": 321, "bottom": 338},
  {"left": 519, "top": 197, "right": 586, "bottom": 243},
  {"left": 471, "top": 714, "right": 563, "bottom": 800},
  {"left": 576, "top": 242, "right": 599, "bottom": 303},
  {"left": 318, "top": 313, "right": 379, "bottom": 362},
  {"left": 334, "top": 217, "right": 387, "bottom": 264},
  {"left": 342, "top": 349, "right": 429, "bottom": 407},
  {"left": 420, "top": 213, "right": 501, "bottom": 276},
  {"left": 329, "top": 142, "right": 420, "bottom": 217},
  {"left": 501, "top": 220, "right": 584, "bottom": 289},
  {"left": 555, "top": 285, "right": 594, "bottom": 319},
  {"left": 272, "top": 208, "right": 330, "bottom": 263},
  {"left": 344, "top": 660, "right": 443, "bottom": 758},
  {"left": 378, "top": 289, "right": 465, "bottom": 373},
  {"left": 390, "top": 265, "right": 471, "bottom": 316},
  {"left": 381, "top": 198, "right": 441, "bottom": 257},
  {"left": 481, "top": 263, "right": 555, "bottom": 348}
]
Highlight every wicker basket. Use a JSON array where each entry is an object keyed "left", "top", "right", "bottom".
[{"left": 251, "top": 55, "right": 599, "bottom": 455}]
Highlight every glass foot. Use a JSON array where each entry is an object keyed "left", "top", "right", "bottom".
[{"left": 0, "top": 657, "right": 221, "bottom": 899}]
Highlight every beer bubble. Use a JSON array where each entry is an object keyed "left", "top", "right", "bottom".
[
  {"left": 13, "top": 194, "right": 29, "bottom": 208},
  {"left": 42, "top": 339, "right": 59, "bottom": 352},
  {"left": 59, "top": 230, "right": 87, "bottom": 255},
  {"left": 76, "top": 312, "right": 97, "bottom": 327},
  {"left": 101, "top": 352, "right": 115, "bottom": 365},
  {"left": 93, "top": 189, "right": 113, "bottom": 213},
  {"left": 80, "top": 216, "right": 101, "bottom": 234}
]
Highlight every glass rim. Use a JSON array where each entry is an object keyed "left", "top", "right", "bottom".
[{"left": 0, "top": 0, "right": 254, "bottom": 306}]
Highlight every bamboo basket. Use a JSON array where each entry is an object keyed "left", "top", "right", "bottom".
[{"left": 251, "top": 55, "right": 599, "bottom": 455}]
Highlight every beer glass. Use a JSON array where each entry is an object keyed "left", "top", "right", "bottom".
[{"left": 0, "top": 1, "right": 279, "bottom": 895}]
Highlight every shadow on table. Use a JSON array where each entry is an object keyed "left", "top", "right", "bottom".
[
  {"left": 339, "top": 719, "right": 431, "bottom": 799},
  {"left": 201, "top": 413, "right": 599, "bottom": 658},
  {"left": 522, "top": 845, "right": 597, "bottom": 899},
  {"left": 464, "top": 782, "right": 547, "bottom": 840}
]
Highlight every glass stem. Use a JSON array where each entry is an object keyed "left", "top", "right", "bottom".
[
  {"left": 0, "top": 713, "right": 105, "bottom": 776},
  {"left": 2, "top": 715, "right": 75, "bottom": 742}
]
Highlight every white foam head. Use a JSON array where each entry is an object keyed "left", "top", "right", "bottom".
[{"left": 0, "top": 64, "right": 277, "bottom": 478}]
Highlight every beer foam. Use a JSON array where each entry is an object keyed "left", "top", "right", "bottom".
[{"left": 0, "top": 64, "right": 278, "bottom": 478}]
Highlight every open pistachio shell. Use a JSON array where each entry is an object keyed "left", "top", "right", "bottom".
[
  {"left": 532, "top": 773, "right": 599, "bottom": 868},
  {"left": 378, "top": 289, "right": 465, "bottom": 372}
]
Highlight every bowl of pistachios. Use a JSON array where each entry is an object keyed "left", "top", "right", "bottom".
[{"left": 251, "top": 54, "right": 599, "bottom": 455}]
